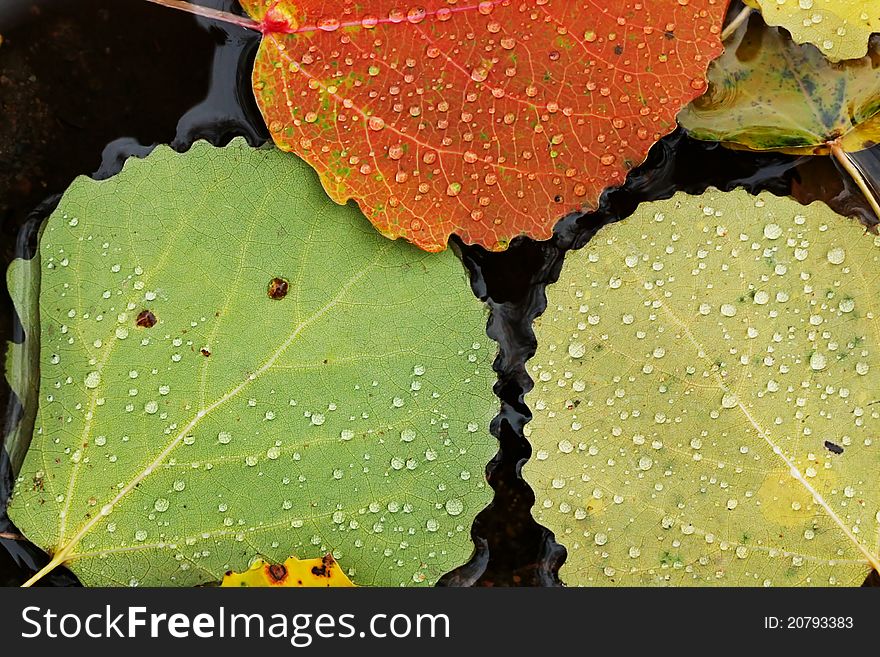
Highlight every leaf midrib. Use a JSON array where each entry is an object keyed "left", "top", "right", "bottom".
[
  {"left": 56, "top": 175, "right": 220, "bottom": 544},
  {"left": 608, "top": 238, "right": 880, "bottom": 572},
  {"left": 50, "top": 233, "right": 393, "bottom": 566}
]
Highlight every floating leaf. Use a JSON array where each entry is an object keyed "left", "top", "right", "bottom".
[
  {"left": 743, "top": 0, "right": 879, "bottom": 62},
  {"left": 9, "top": 138, "right": 496, "bottom": 587},
  {"left": 678, "top": 20, "right": 880, "bottom": 220},
  {"left": 524, "top": 189, "right": 880, "bottom": 586},
  {"left": 221, "top": 554, "right": 355, "bottom": 587},
  {"left": 3, "top": 253, "right": 41, "bottom": 476},
  {"left": 679, "top": 21, "right": 880, "bottom": 155},
  {"left": 238, "top": 0, "right": 729, "bottom": 251}
]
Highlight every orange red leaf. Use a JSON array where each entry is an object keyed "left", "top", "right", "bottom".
[{"left": 242, "top": 0, "right": 729, "bottom": 251}]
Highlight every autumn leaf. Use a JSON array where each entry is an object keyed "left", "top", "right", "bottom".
[
  {"left": 221, "top": 554, "right": 355, "bottom": 587},
  {"left": 9, "top": 139, "right": 497, "bottom": 587},
  {"left": 743, "top": 0, "right": 879, "bottom": 62},
  {"left": 524, "top": 189, "right": 880, "bottom": 586},
  {"left": 234, "top": 0, "right": 729, "bottom": 251},
  {"left": 679, "top": 21, "right": 880, "bottom": 155},
  {"left": 678, "top": 19, "right": 880, "bottom": 219}
]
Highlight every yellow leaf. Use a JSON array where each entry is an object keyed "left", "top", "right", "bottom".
[
  {"left": 221, "top": 554, "right": 356, "bottom": 587},
  {"left": 524, "top": 189, "right": 880, "bottom": 586},
  {"left": 744, "top": 0, "right": 879, "bottom": 62}
]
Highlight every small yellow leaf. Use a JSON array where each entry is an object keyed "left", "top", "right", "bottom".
[{"left": 221, "top": 554, "right": 355, "bottom": 587}]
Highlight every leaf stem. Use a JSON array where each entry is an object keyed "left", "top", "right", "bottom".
[
  {"left": 721, "top": 5, "right": 753, "bottom": 41},
  {"left": 20, "top": 553, "right": 68, "bottom": 587},
  {"left": 831, "top": 143, "right": 880, "bottom": 223},
  {"left": 143, "top": 0, "right": 262, "bottom": 32}
]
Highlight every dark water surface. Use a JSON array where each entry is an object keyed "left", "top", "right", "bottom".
[{"left": 0, "top": 0, "right": 876, "bottom": 587}]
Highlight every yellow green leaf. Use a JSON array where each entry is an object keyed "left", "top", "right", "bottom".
[
  {"left": 678, "top": 20, "right": 880, "bottom": 156},
  {"left": 743, "top": 0, "right": 879, "bottom": 62},
  {"left": 3, "top": 251, "right": 41, "bottom": 475},
  {"left": 524, "top": 189, "right": 880, "bottom": 586},
  {"left": 221, "top": 554, "right": 355, "bottom": 587}
]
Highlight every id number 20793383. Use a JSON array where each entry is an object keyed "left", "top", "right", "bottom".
[{"left": 763, "top": 617, "right": 853, "bottom": 630}]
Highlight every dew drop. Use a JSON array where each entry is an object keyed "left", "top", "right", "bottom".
[
  {"left": 406, "top": 6, "right": 426, "bottom": 23},
  {"left": 763, "top": 223, "right": 782, "bottom": 239},
  {"left": 721, "top": 393, "right": 739, "bottom": 409},
  {"left": 470, "top": 67, "right": 488, "bottom": 82},
  {"left": 316, "top": 16, "right": 340, "bottom": 31},
  {"left": 445, "top": 498, "right": 464, "bottom": 516},
  {"left": 568, "top": 342, "right": 586, "bottom": 358},
  {"left": 826, "top": 246, "right": 846, "bottom": 265}
]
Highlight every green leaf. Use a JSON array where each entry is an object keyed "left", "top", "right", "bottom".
[
  {"left": 524, "top": 189, "right": 880, "bottom": 586},
  {"left": 743, "top": 0, "right": 879, "bottom": 63},
  {"left": 678, "top": 20, "right": 880, "bottom": 155},
  {"left": 8, "top": 138, "right": 496, "bottom": 587}
]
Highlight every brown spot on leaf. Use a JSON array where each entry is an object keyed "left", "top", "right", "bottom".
[
  {"left": 267, "top": 277, "right": 289, "bottom": 300},
  {"left": 267, "top": 563, "right": 288, "bottom": 583},
  {"left": 135, "top": 310, "right": 157, "bottom": 328},
  {"left": 311, "top": 554, "right": 336, "bottom": 578},
  {"left": 200, "top": 348, "right": 211, "bottom": 357}
]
